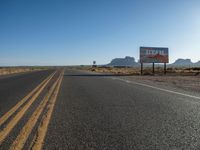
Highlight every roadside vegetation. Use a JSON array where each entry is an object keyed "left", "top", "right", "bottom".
[
  {"left": 85, "top": 66, "right": 200, "bottom": 76},
  {"left": 0, "top": 67, "right": 50, "bottom": 76},
  {"left": 80, "top": 66, "right": 200, "bottom": 94}
]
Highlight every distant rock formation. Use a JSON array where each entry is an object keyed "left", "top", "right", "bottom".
[
  {"left": 195, "top": 61, "right": 200, "bottom": 65},
  {"left": 105, "top": 57, "right": 200, "bottom": 68},
  {"left": 107, "top": 56, "right": 138, "bottom": 67},
  {"left": 172, "top": 59, "right": 193, "bottom": 66},
  {"left": 171, "top": 59, "right": 200, "bottom": 67}
]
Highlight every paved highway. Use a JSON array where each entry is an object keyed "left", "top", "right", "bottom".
[
  {"left": 0, "top": 70, "right": 54, "bottom": 117},
  {"left": 1, "top": 68, "right": 200, "bottom": 149}
]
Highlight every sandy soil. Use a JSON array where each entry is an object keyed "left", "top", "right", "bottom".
[
  {"left": 123, "top": 75, "right": 200, "bottom": 94},
  {"left": 0, "top": 68, "right": 44, "bottom": 76},
  {"left": 87, "top": 67, "right": 200, "bottom": 76},
  {"left": 84, "top": 67, "right": 200, "bottom": 95}
]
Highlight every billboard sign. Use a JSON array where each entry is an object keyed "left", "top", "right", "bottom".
[{"left": 140, "top": 47, "right": 169, "bottom": 63}]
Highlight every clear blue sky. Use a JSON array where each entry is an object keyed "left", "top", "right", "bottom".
[{"left": 0, "top": 0, "right": 200, "bottom": 66}]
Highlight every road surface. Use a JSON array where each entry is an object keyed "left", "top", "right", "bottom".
[{"left": 0, "top": 68, "right": 200, "bottom": 150}]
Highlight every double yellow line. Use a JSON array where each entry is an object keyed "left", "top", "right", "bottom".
[
  {"left": 0, "top": 69, "right": 64, "bottom": 150},
  {"left": 31, "top": 71, "right": 64, "bottom": 150}
]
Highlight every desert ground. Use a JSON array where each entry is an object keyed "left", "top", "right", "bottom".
[
  {"left": 83, "top": 66, "right": 200, "bottom": 95},
  {"left": 0, "top": 67, "right": 48, "bottom": 76}
]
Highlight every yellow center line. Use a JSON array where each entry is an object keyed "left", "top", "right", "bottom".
[
  {"left": 9, "top": 72, "right": 62, "bottom": 150},
  {"left": 32, "top": 70, "right": 64, "bottom": 150},
  {"left": 0, "top": 71, "right": 56, "bottom": 127},
  {"left": 0, "top": 71, "right": 56, "bottom": 144}
]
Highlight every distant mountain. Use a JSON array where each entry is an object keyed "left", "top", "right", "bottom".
[
  {"left": 192, "top": 61, "right": 200, "bottom": 67},
  {"left": 171, "top": 59, "right": 200, "bottom": 67},
  {"left": 195, "top": 61, "right": 200, "bottom": 65},
  {"left": 107, "top": 56, "right": 139, "bottom": 67},
  {"left": 172, "top": 59, "right": 193, "bottom": 66},
  {"left": 105, "top": 57, "right": 200, "bottom": 67}
]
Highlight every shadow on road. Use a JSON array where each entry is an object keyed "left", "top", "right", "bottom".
[{"left": 64, "top": 74, "right": 133, "bottom": 77}]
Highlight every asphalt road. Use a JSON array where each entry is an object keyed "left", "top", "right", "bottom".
[
  {"left": 0, "top": 70, "right": 54, "bottom": 117},
  {"left": 1, "top": 69, "right": 200, "bottom": 150},
  {"left": 44, "top": 69, "right": 200, "bottom": 150}
]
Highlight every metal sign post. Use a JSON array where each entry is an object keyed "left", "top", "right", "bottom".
[
  {"left": 152, "top": 63, "right": 155, "bottom": 75},
  {"left": 92, "top": 61, "right": 97, "bottom": 68},
  {"left": 141, "top": 63, "right": 143, "bottom": 75},
  {"left": 164, "top": 63, "right": 167, "bottom": 75}
]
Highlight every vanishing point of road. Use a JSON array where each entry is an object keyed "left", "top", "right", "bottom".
[{"left": 0, "top": 68, "right": 200, "bottom": 150}]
